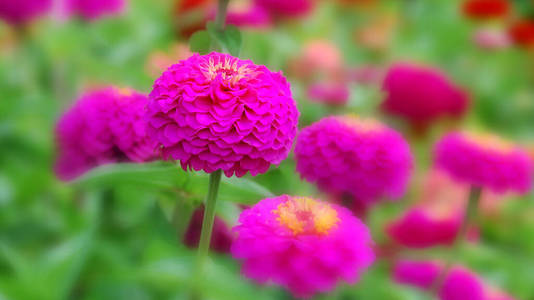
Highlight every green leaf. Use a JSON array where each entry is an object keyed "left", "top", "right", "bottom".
[
  {"left": 189, "top": 30, "right": 212, "bottom": 54},
  {"left": 206, "top": 22, "right": 243, "bottom": 56}
]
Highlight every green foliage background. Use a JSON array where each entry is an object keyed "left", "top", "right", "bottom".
[{"left": 0, "top": 0, "right": 533, "bottom": 299}]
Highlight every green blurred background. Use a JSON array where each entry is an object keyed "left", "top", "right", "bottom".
[{"left": 1, "top": 0, "right": 534, "bottom": 299}]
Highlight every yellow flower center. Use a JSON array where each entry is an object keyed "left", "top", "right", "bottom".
[
  {"left": 200, "top": 56, "right": 257, "bottom": 85},
  {"left": 114, "top": 87, "right": 133, "bottom": 97},
  {"left": 273, "top": 197, "right": 339, "bottom": 235}
]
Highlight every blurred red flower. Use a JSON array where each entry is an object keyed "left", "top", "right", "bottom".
[
  {"left": 508, "top": 19, "right": 534, "bottom": 48},
  {"left": 461, "top": 0, "right": 511, "bottom": 20}
]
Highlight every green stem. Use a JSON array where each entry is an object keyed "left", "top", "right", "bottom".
[
  {"left": 214, "top": 0, "right": 230, "bottom": 31},
  {"left": 192, "top": 169, "right": 222, "bottom": 298},
  {"left": 430, "top": 186, "right": 482, "bottom": 296}
]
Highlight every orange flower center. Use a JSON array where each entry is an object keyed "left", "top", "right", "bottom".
[
  {"left": 200, "top": 56, "right": 257, "bottom": 85},
  {"left": 273, "top": 197, "right": 339, "bottom": 235}
]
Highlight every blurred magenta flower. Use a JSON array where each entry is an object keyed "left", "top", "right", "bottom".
[
  {"left": 508, "top": 19, "right": 534, "bottom": 48},
  {"left": 473, "top": 27, "right": 510, "bottom": 50},
  {"left": 255, "top": 0, "right": 313, "bottom": 17},
  {"left": 64, "top": 0, "right": 125, "bottom": 20},
  {"left": 434, "top": 131, "right": 533, "bottom": 194},
  {"left": 381, "top": 63, "right": 469, "bottom": 131},
  {"left": 461, "top": 0, "right": 510, "bottom": 21},
  {"left": 0, "top": 0, "right": 51, "bottom": 26},
  {"left": 184, "top": 205, "right": 233, "bottom": 253},
  {"left": 146, "top": 52, "right": 299, "bottom": 177},
  {"left": 307, "top": 82, "right": 350, "bottom": 106},
  {"left": 393, "top": 260, "right": 515, "bottom": 300},
  {"left": 231, "top": 195, "right": 374, "bottom": 298},
  {"left": 55, "top": 87, "right": 158, "bottom": 181},
  {"left": 295, "top": 115, "right": 413, "bottom": 207}
]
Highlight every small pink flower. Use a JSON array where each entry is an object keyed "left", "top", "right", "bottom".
[
  {"left": 434, "top": 131, "right": 533, "bottom": 193},
  {"left": 393, "top": 260, "right": 514, "bottom": 300},
  {"left": 64, "top": 0, "right": 125, "bottom": 20},
  {"left": 208, "top": 0, "right": 271, "bottom": 28},
  {"left": 255, "top": 0, "right": 313, "bottom": 17},
  {"left": 55, "top": 87, "right": 157, "bottom": 181},
  {"left": 381, "top": 63, "right": 469, "bottom": 130},
  {"left": 289, "top": 40, "right": 343, "bottom": 81},
  {"left": 184, "top": 205, "right": 233, "bottom": 253},
  {"left": 473, "top": 27, "right": 510, "bottom": 50},
  {"left": 295, "top": 115, "right": 413, "bottom": 206},
  {"left": 146, "top": 52, "right": 299, "bottom": 177},
  {"left": 232, "top": 195, "right": 374, "bottom": 298},
  {"left": 0, "top": 0, "right": 51, "bottom": 25},
  {"left": 307, "top": 82, "right": 350, "bottom": 106},
  {"left": 346, "top": 65, "right": 383, "bottom": 86}
]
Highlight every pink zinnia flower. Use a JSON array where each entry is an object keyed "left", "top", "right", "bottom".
[
  {"left": 0, "top": 0, "right": 51, "bottom": 25},
  {"left": 381, "top": 63, "right": 469, "bottom": 130},
  {"left": 146, "top": 52, "right": 299, "bottom": 177},
  {"left": 307, "top": 82, "right": 350, "bottom": 106},
  {"left": 232, "top": 195, "right": 374, "bottom": 298},
  {"left": 183, "top": 205, "right": 233, "bottom": 253},
  {"left": 255, "top": 0, "right": 313, "bottom": 17},
  {"left": 393, "top": 260, "right": 514, "bottom": 300},
  {"left": 55, "top": 87, "right": 157, "bottom": 181},
  {"left": 434, "top": 131, "right": 533, "bottom": 194},
  {"left": 64, "top": 0, "right": 125, "bottom": 20},
  {"left": 295, "top": 115, "right": 413, "bottom": 206}
]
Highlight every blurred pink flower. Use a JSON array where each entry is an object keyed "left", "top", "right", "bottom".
[
  {"left": 346, "top": 65, "right": 383, "bottom": 86},
  {"left": 295, "top": 115, "right": 413, "bottom": 206},
  {"left": 209, "top": 0, "right": 271, "bottom": 28},
  {"left": 289, "top": 40, "right": 343, "bottom": 81},
  {"left": 473, "top": 27, "right": 510, "bottom": 50},
  {"left": 232, "top": 195, "right": 374, "bottom": 298},
  {"left": 184, "top": 205, "right": 233, "bottom": 253},
  {"left": 393, "top": 260, "right": 515, "bottom": 300},
  {"left": 0, "top": 0, "right": 51, "bottom": 25},
  {"left": 381, "top": 63, "right": 469, "bottom": 130},
  {"left": 64, "top": 0, "right": 125, "bottom": 20},
  {"left": 307, "top": 82, "right": 350, "bottom": 106},
  {"left": 55, "top": 87, "right": 158, "bottom": 181},
  {"left": 146, "top": 43, "right": 193, "bottom": 78},
  {"left": 146, "top": 52, "right": 299, "bottom": 177},
  {"left": 434, "top": 131, "right": 533, "bottom": 193},
  {"left": 255, "top": 0, "right": 313, "bottom": 17}
]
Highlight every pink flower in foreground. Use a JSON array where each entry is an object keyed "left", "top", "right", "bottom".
[
  {"left": 295, "top": 115, "right": 413, "bottom": 206},
  {"left": 146, "top": 52, "right": 299, "bottom": 177},
  {"left": 55, "top": 87, "right": 157, "bottom": 181},
  {"left": 307, "top": 82, "right": 350, "bottom": 106},
  {"left": 184, "top": 205, "right": 233, "bottom": 253},
  {"left": 64, "top": 0, "right": 124, "bottom": 20},
  {"left": 255, "top": 0, "right": 313, "bottom": 17},
  {"left": 0, "top": 0, "right": 51, "bottom": 25},
  {"left": 393, "top": 260, "right": 514, "bottom": 300},
  {"left": 381, "top": 63, "right": 468, "bottom": 130},
  {"left": 434, "top": 131, "right": 533, "bottom": 194},
  {"left": 232, "top": 195, "right": 374, "bottom": 298}
]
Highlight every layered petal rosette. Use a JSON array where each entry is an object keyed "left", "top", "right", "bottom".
[
  {"left": 55, "top": 87, "right": 157, "bottom": 181},
  {"left": 0, "top": 0, "right": 51, "bottom": 25},
  {"left": 64, "top": 0, "right": 125, "bottom": 20},
  {"left": 146, "top": 52, "right": 299, "bottom": 177},
  {"left": 295, "top": 115, "right": 413, "bottom": 206},
  {"left": 381, "top": 63, "right": 468, "bottom": 130},
  {"left": 231, "top": 195, "right": 374, "bottom": 298},
  {"left": 434, "top": 131, "right": 533, "bottom": 194},
  {"left": 393, "top": 260, "right": 515, "bottom": 300}
]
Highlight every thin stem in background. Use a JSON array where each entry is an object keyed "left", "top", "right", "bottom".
[
  {"left": 214, "top": 0, "right": 230, "bottom": 31},
  {"left": 429, "top": 186, "right": 482, "bottom": 296}
]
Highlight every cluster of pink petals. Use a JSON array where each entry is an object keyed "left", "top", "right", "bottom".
[
  {"left": 254, "top": 0, "right": 313, "bottom": 17},
  {"left": 434, "top": 131, "right": 533, "bottom": 194},
  {"left": 146, "top": 52, "right": 299, "bottom": 177},
  {"left": 64, "top": 0, "right": 125, "bottom": 20},
  {"left": 231, "top": 195, "right": 374, "bottom": 298},
  {"left": 381, "top": 63, "right": 469, "bottom": 129},
  {"left": 307, "top": 82, "right": 350, "bottom": 106},
  {"left": 0, "top": 0, "right": 51, "bottom": 25},
  {"left": 295, "top": 116, "right": 413, "bottom": 206},
  {"left": 183, "top": 205, "right": 233, "bottom": 253},
  {"left": 393, "top": 260, "right": 515, "bottom": 300},
  {"left": 55, "top": 87, "right": 158, "bottom": 181}
]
